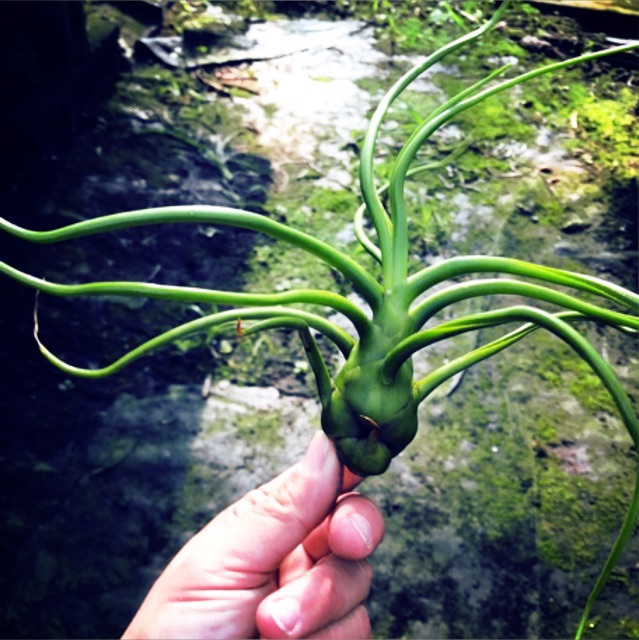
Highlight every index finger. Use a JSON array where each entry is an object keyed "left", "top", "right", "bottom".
[{"left": 302, "top": 491, "right": 383, "bottom": 562}]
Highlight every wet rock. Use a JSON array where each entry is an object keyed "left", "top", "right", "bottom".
[
  {"left": 1, "top": 7, "right": 636, "bottom": 639},
  {"left": 182, "top": 5, "right": 248, "bottom": 50},
  {"left": 521, "top": 34, "right": 565, "bottom": 58},
  {"left": 138, "top": 19, "right": 363, "bottom": 69},
  {"left": 561, "top": 216, "right": 592, "bottom": 234},
  {"left": 135, "top": 36, "right": 183, "bottom": 67}
]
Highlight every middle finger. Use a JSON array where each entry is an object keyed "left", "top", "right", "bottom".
[{"left": 257, "top": 555, "right": 372, "bottom": 639}]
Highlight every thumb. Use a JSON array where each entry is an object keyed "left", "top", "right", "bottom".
[
  {"left": 121, "top": 433, "right": 343, "bottom": 640},
  {"left": 207, "top": 430, "right": 342, "bottom": 573}
]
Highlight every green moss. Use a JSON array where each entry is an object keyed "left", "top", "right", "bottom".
[
  {"left": 170, "top": 462, "right": 219, "bottom": 531},
  {"left": 509, "top": 175, "right": 566, "bottom": 227},
  {"left": 306, "top": 187, "right": 360, "bottom": 219},
  {"left": 245, "top": 183, "right": 375, "bottom": 301},
  {"left": 455, "top": 442, "right": 534, "bottom": 541},
  {"left": 372, "top": 9, "right": 457, "bottom": 55},
  {"left": 568, "top": 360, "right": 617, "bottom": 415},
  {"left": 537, "top": 461, "right": 632, "bottom": 571},
  {"left": 525, "top": 337, "right": 618, "bottom": 417},
  {"left": 235, "top": 409, "right": 286, "bottom": 451},
  {"left": 567, "top": 86, "right": 639, "bottom": 181},
  {"left": 410, "top": 366, "right": 537, "bottom": 550},
  {"left": 433, "top": 72, "right": 536, "bottom": 144},
  {"left": 536, "top": 419, "right": 558, "bottom": 445}
]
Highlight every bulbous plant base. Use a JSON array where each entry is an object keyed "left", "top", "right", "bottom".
[
  {"left": 320, "top": 352, "right": 418, "bottom": 476},
  {"left": 323, "top": 402, "right": 419, "bottom": 476}
]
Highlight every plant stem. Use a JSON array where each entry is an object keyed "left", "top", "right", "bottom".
[
  {"left": 0, "top": 206, "right": 383, "bottom": 311},
  {"left": 383, "top": 308, "right": 583, "bottom": 381},
  {"left": 413, "top": 306, "right": 638, "bottom": 448},
  {"left": 388, "top": 64, "right": 513, "bottom": 283},
  {"left": 408, "top": 256, "right": 639, "bottom": 311},
  {"left": 354, "top": 144, "right": 473, "bottom": 264},
  {"left": 34, "top": 306, "right": 355, "bottom": 377},
  {"left": 243, "top": 317, "right": 333, "bottom": 406},
  {"left": 1, "top": 262, "right": 372, "bottom": 338},
  {"left": 359, "top": 0, "right": 511, "bottom": 288},
  {"left": 389, "top": 42, "right": 639, "bottom": 256},
  {"left": 575, "top": 473, "right": 639, "bottom": 640},
  {"left": 409, "top": 278, "right": 638, "bottom": 331}
]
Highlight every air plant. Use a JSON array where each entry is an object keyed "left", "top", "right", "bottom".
[{"left": 0, "top": 2, "right": 636, "bottom": 637}]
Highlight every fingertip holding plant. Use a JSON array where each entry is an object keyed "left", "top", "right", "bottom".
[{"left": 1, "top": 2, "right": 637, "bottom": 637}]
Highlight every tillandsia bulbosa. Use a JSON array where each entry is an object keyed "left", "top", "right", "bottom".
[{"left": 0, "top": 2, "right": 637, "bottom": 637}]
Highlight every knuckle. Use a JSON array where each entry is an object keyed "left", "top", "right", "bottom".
[{"left": 231, "top": 469, "right": 315, "bottom": 536}]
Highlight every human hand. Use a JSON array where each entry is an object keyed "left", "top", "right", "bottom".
[{"left": 122, "top": 431, "right": 384, "bottom": 639}]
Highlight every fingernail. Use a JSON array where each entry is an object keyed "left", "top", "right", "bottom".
[
  {"left": 269, "top": 597, "right": 301, "bottom": 636},
  {"left": 349, "top": 512, "right": 373, "bottom": 551},
  {"left": 302, "top": 431, "right": 332, "bottom": 475}
]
